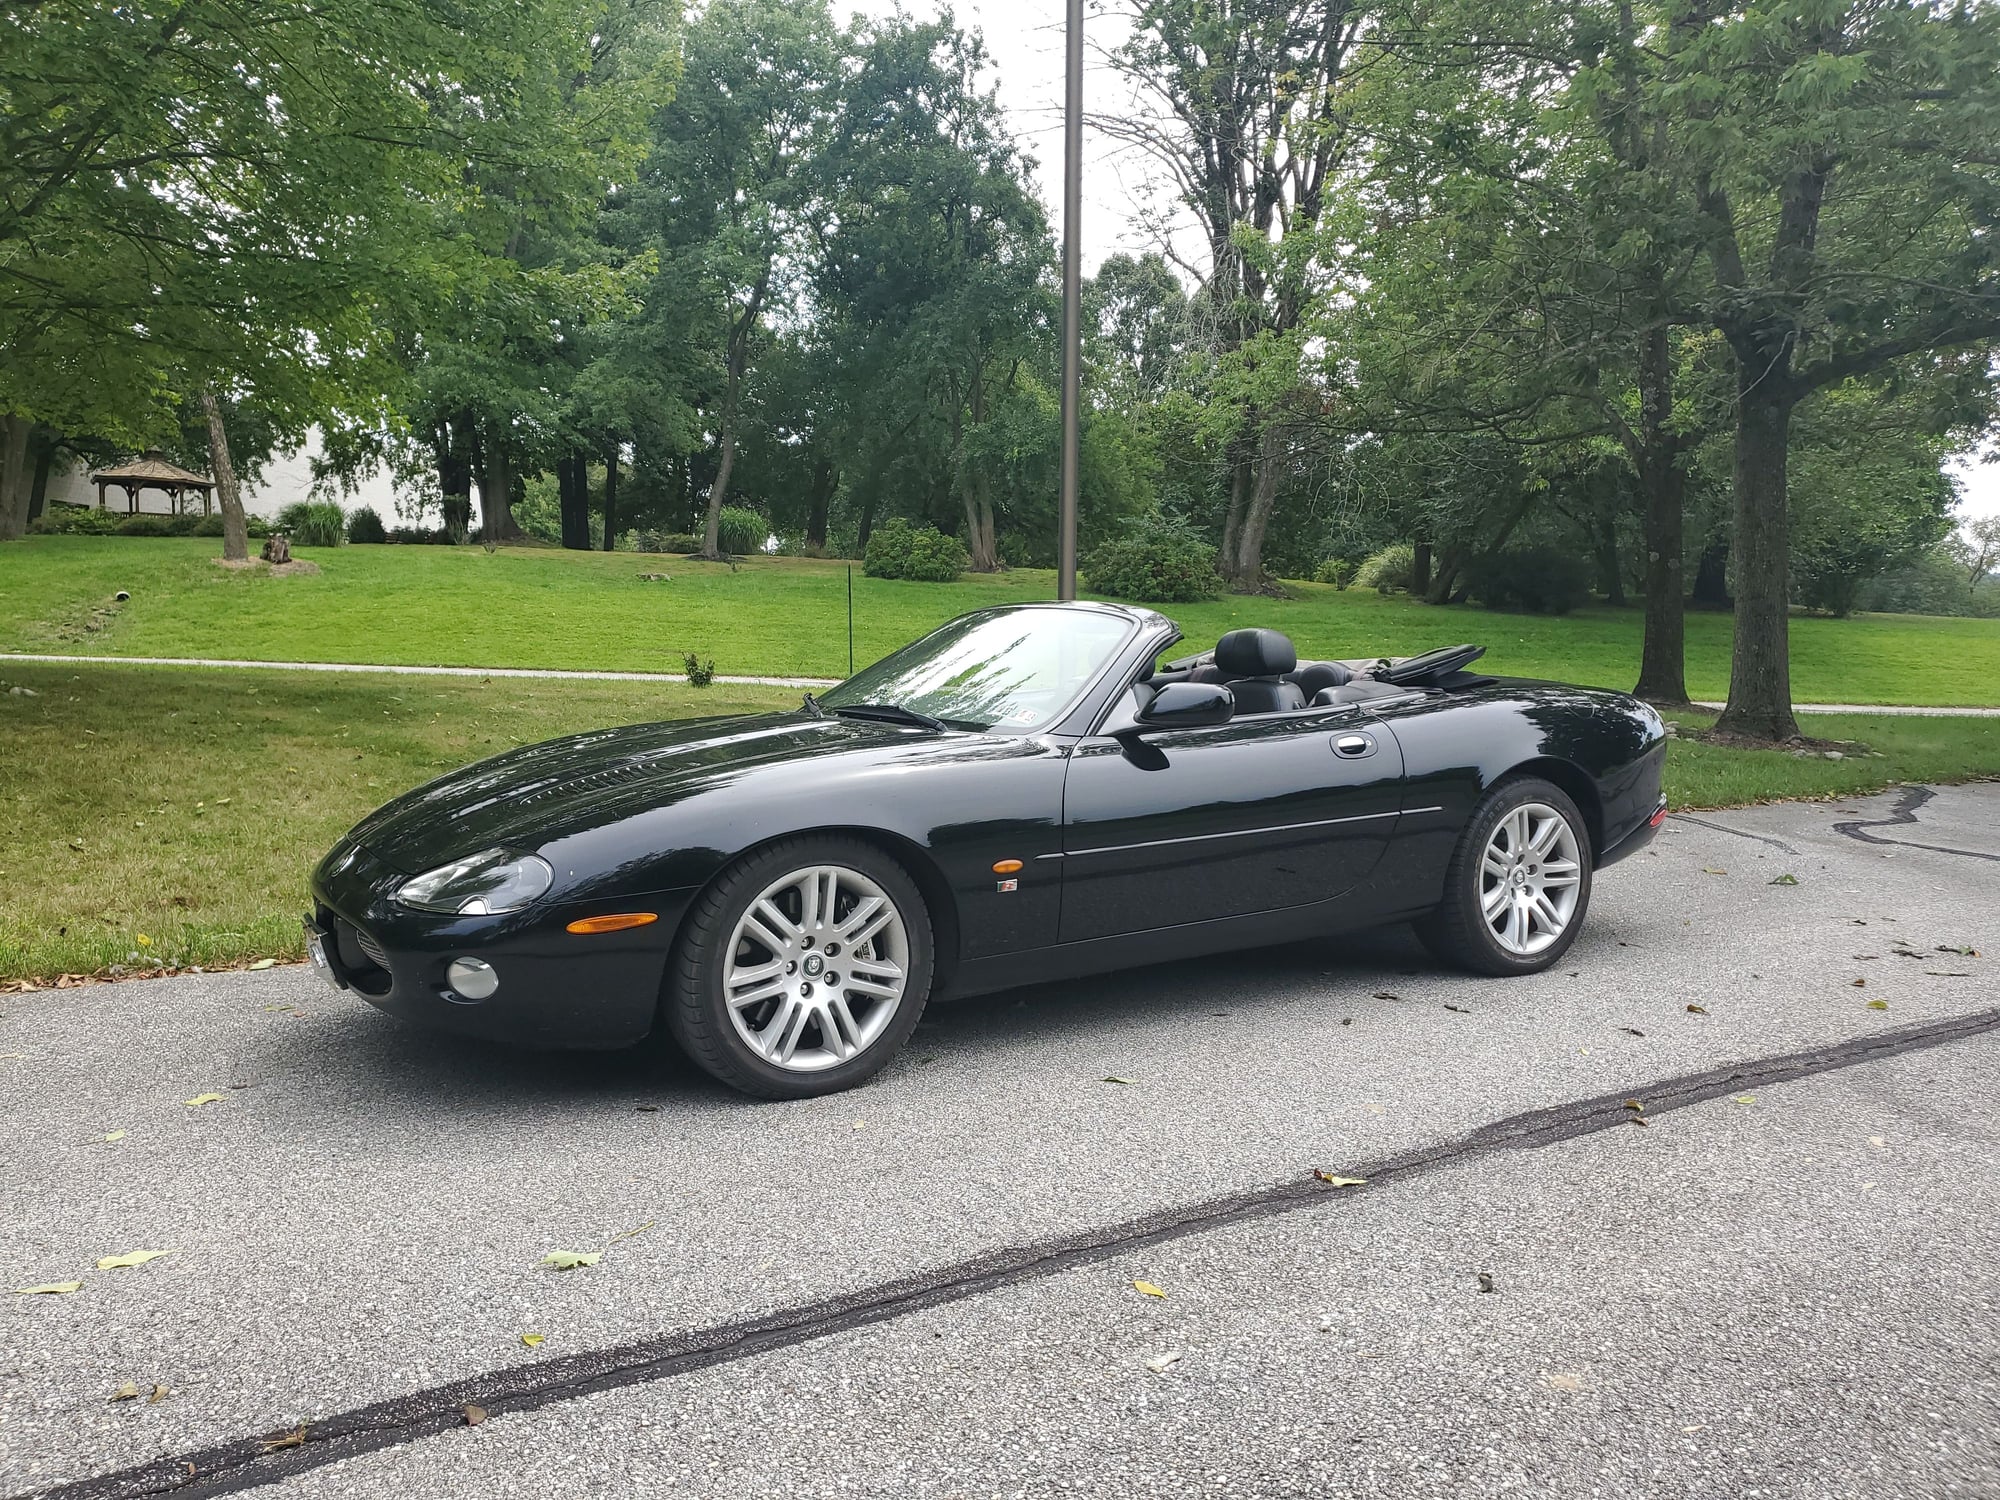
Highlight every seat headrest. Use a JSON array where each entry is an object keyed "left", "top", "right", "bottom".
[
  {"left": 1214, "top": 628, "right": 1297, "bottom": 678},
  {"left": 1289, "top": 661, "right": 1352, "bottom": 697}
]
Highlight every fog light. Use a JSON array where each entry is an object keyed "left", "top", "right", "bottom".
[{"left": 446, "top": 957, "right": 499, "bottom": 1001}]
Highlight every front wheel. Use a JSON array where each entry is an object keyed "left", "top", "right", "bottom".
[
  {"left": 664, "top": 836, "right": 934, "bottom": 1099},
  {"left": 1416, "top": 778, "right": 1593, "bottom": 976}
]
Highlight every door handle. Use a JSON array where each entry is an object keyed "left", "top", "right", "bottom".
[{"left": 1333, "top": 733, "right": 1375, "bottom": 758}]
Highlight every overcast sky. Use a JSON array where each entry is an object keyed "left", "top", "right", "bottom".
[{"left": 840, "top": 0, "right": 2000, "bottom": 521}]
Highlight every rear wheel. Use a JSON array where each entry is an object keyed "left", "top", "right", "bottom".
[
  {"left": 665, "top": 836, "right": 934, "bottom": 1099},
  {"left": 1416, "top": 777, "right": 1592, "bottom": 976}
]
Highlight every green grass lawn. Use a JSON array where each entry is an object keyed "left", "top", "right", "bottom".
[
  {"left": 1, "top": 659, "right": 1993, "bottom": 985},
  {"left": 5, "top": 535, "right": 2000, "bottom": 704}
]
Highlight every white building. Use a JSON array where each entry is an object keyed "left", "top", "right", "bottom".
[{"left": 42, "top": 427, "right": 400, "bottom": 521}]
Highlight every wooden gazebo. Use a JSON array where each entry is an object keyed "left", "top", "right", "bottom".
[{"left": 92, "top": 451, "right": 216, "bottom": 514}]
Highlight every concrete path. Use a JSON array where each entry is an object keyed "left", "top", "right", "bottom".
[
  {"left": 3, "top": 785, "right": 1997, "bottom": 1498},
  {"left": 9, "top": 652, "right": 2000, "bottom": 712}
]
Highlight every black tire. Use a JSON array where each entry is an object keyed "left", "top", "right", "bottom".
[
  {"left": 664, "top": 835, "right": 935, "bottom": 1099},
  {"left": 1415, "top": 777, "right": 1593, "bottom": 976}
]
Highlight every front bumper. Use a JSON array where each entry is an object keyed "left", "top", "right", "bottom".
[{"left": 308, "top": 839, "right": 694, "bottom": 1050}]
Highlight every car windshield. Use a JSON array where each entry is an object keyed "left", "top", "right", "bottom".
[{"left": 819, "top": 608, "right": 1134, "bottom": 732}]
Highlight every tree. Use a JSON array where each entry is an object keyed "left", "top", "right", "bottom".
[
  {"left": 638, "top": 0, "right": 838, "bottom": 560},
  {"left": 1100, "top": 0, "right": 1374, "bottom": 589},
  {"left": 1677, "top": 0, "right": 2000, "bottom": 740}
]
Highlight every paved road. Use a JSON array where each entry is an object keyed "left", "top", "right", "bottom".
[{"left": 3, "top": 785, "right": 1995, "bottom": 1499}]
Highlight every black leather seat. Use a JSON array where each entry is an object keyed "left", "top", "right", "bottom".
[
  {"left": 1213, "top": 628, "right": 1305, "bottom": 713},
  {"left": 1288, "top": 661, "right": 1353, "bottom": 699}
]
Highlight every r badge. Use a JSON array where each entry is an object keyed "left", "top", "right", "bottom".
[{"left": 995, "top": 878, "right": 1019, "bottom": 893}]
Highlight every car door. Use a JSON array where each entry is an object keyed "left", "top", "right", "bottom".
[{"left": 1057, "top": 702, "right": 1407, "bottom": 943}]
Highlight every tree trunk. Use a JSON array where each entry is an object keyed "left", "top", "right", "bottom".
[
  {"left": 806, "top": 454, "right": 833, "bottom": 550},
  {"left": 199, "top": 389, "right": 249, "bottom": 562},
  {"left": 1226, "top": 424, "right": 1284, "bottom": 591},
  {"left": 0, "top": 416, "right": 33, "bottom": 540},
  {"left": 27, "top": 430, "right": 53, "bottom": 523},
  {"left": 435, "top": 415, "right": 473, "bottom": 543},
  {"left": 476, "top": 429, "right": 515, "bottom": 544},
  {"left": 1634, "top": 459, "right": 1689, "bottom": 703},
  {"left": 1596, "top": 504, "right": 1625, "bottom": 607},
  {"left": 558, "top": 452, "right": 591, "bottom": 550},
  {"left": 602, "top": 446, "right": 619, "bottom": 551},
  {"left": 1714, "top": 380, "right": 1800, "bottom": 742},
  {"left": 1690, "top": 537, "right": 1730, "bottom": 607},
  {"left": 1219, "top": 442, "right": 1251, "bottom": 575},
  {"left": 700, "top": 413, "right": 737, "bottom": 559},
  {"left": 1411, "top": 540, "right": 1433, "bottom": 599}
]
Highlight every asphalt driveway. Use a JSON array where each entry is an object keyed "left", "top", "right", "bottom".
[{"left": 3, "top": 784, "right": 1995, "bottom": 1499}]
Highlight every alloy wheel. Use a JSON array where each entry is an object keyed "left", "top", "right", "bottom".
[
  {"left": 723, "top": 864, "right": 910, "bottom": 1073},
  {"left": 1479, "top": 802, "right": 1583, "bottom": 956}
]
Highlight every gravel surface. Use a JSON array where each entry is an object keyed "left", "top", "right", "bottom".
[{"left": 3, "top": 783, "right": 1995, "bottom": 1496}]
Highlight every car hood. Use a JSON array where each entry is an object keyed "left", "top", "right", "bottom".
[{"left": 340, "top": 711, "right": 909, "bottom": 876}]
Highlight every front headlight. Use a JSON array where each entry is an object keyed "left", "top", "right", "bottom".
[{"left": 394, "top": 849, "right": 554, "bottom": 915}]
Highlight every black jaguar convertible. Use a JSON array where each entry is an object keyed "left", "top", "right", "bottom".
[{"left": 308, "top": 602, "right": 1667, "bottom": 1098}]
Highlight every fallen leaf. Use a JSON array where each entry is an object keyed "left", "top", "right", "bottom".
[
  {"left": 103, "top": 1130, "right": 126, "bottom": 1142},
  {"left": 1937, "top": 944, "right": 1980, "bottom": 957},
  {"left": 110, "top": 1382, "right": 141, "bottom": 1402},
  {"left": 1617, "top": 1027, "right": 1645, "bottom": 1037},
  {"left": 182, "top": 1093, "right": 225, "bottom": 1107},
  {"left": 149, "top": 1385, "right": 169, "bottom": 1403},
  {"left": 1543, "top": 1372, "right": 1584, "bottom": 1391},
  {"left": 1101, "top": 1075, "right": 1134, "bottom": 1085},
  {"left": 247, "top": 958, "right": 277, "bottom": 971},
  {"left": 1628, "top": 1116, "right": 1650, "bottom": 1128},
  {"left": 1476, "top": 1272, "right": 1497, "bottom": 1294},
  {"left": 541, "top": 1250, "right": 602, "bottom": 1271},
  {"left": 1621, "top": 1099, "right": 1645, "bottom": 1113},
  {"left": 463, "top": 1404, "right": 487, "bottom": 1427},
  {"left": 1702, "top": 867, "right": 1726, "bottom": 875},
  {"left": 1133, "top": 1280, "right": 1167, "bottom": 1299},
  {"left": 1442, "top": 1002, "right": 1471, "bottom": 1014},
  {"left": 135, "top": 934, "right": 151, "bottom": 947},
  {"left": 1768, "top": 873, "right": 1799, "bottom": 885},
  {"left": 1371, "top": 990, "right": 1403, "bottom": 1001},
  {"left": 260, "top": 1427, "right": 306, "bottom": 1453},
  {"left": 1851, "top": 978, "right": 1866, "bottom": 988},
  {"left": 1866, "top": 999, "right": 1889, "bottom": 1011},
  {"left": 1733, "top": 1095, "right": 1755, "bottom": 1105},
  {"left": 521, "top": 1333, "right": 545, "bottom": 1348},
  {"left": 13, "top": 1281, "right": 83, "bottom": 1295},
  {"left": 1144, "top": 1350, "right": 1184, "bottom": 1374},
  {"left": 1686, "top": 1004, "right": 1708, "bottom": 1015},
  {"left": 1313, "top": 1171, "right": 1367, "bottom": 1187},
  {"left": 96, "top": 1250, "right": 172, "bottom": 1270},
  {"left": 633, "top": 1105, "right": 659, "bottom": 1113},
  {"left": 1868, "top": 1135, "right": 1887, "bottom": 1149}
]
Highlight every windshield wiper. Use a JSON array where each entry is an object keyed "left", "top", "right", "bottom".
[
  {"left": 800, "top": 691, "right": 826, "bottom": 718},
  {"left": 831, "top": 702, "right": 949, "bottom": 732}
]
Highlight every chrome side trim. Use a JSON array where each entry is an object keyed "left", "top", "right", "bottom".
[{"left": 1067, "top": 807, "right": 1408, "bottom": 858}]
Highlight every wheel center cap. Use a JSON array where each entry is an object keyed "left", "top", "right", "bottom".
[
  {"left": 1510, "top": 867, "right": 1528, "bottom": 888},
  {"left": 802, "top": 954, "right": 825, "bottom": 977}
]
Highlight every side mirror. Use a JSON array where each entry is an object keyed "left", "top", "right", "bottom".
[{"left": 1133, "top": 680, "right": 1234, "bottom": 731}]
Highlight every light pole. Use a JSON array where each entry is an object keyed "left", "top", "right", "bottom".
[{"left": 1056, "top": 0, "right": 1083, "bottom": 601}]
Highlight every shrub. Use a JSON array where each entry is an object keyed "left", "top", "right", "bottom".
[
  {"left": 163, "top": 513, "right": 204, "bottom": 536},
  {"left": 346, "top": 506, "right": 387, "bottom": 544},
  {"left": 1314, "top": 556, "right": 1360, "bottom": 589},
  {"left": 274, "top": 500, "right": 347, "bottom": 547},
  {"left": 30, "top": 506, "right": 122, "bottom": 536},
  {"left": 716, "top": 506, "right": 766, "bottom": 556},
  {"left": 1082, "top": 518, "right": 1221, "bottom": 603},
  {"left": 1353, "top": 542, "right": 1418, "bottom": 594},
  {"left": 193, "top": 513, "right": 226, "bottom": 537},
  {"left": 864, "top": 519, "right": 969, "bottom": 582},
  {"left": 682, "top": 652, "right": 716, "bottom": 687},
  {"left": 116, "top": 514, "right": 173, "bottom": 537},
  {"left": 1466, "top": 544, "right": 1593, "bottom": 615},
  {"left": 634, "top": 529, "right": 699, "bottom": 555}
]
